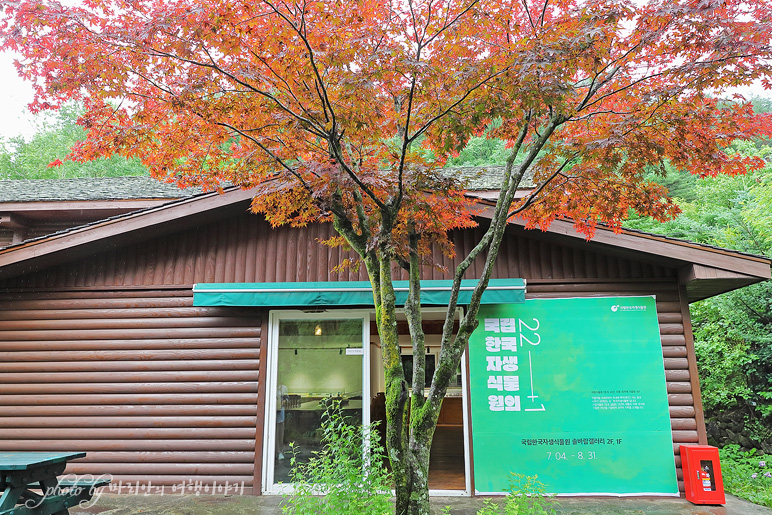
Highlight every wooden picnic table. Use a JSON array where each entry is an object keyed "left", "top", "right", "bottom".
[{"left": 0, "top": 452, "right": 109, "bottom": 515}]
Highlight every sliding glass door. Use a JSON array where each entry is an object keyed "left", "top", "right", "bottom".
[{"left": 263, "top": 311, "right": 370, "bottom": 492}]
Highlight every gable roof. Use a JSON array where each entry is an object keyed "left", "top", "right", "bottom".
[
  {"left": 0, "top": 177, "right": 197, "bottom": 237},
  {"left": 0, "top": 169, "right": 515, "bottom": 233},
  {"left": 0, "top": 176, "right": 768, "bottom": 301},
  {"left": 0, "top": 166, "right": 524, "bottom": 202},
  {"left": 0, "top": 176, "right": 193, "bottom": 202}
]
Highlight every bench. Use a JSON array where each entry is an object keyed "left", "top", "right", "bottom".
[
  {"left": 0, "top": 452, "right": 109, "bottom": 515},
  {"left": 1, "top": 477, "right": 111, "bottom": 515},
  {"left": 55, "top": 477, "right": 111, "bottom": 490}
]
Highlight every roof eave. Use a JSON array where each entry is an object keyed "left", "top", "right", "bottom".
[
  {"left": 0, "top": 186, "right": 254, "bottom": 281},
  {"left": 0, "top": 187, "right": 768, "bottom": 299}
]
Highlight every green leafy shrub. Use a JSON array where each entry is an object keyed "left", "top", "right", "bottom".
[
  {"left": 281, "top": 402, "right": 392, "bottom": 515},
  {"left": 476, "top": 473, "right": 558, "bottom": 515},
  {"left": 628, "top": 158, "right": 772, "bottom": 450},
  {"left": 693, "top": 283, "right": 772, "bottom": 450},
  {"left": 719, "top": 445, "right": 772, "bottom": 508},
  {"left": 0, "top": 103, "right": 148, "bottom": 179}
]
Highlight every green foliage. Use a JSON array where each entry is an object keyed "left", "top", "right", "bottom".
[
  {"left": 0, "top": 104, "right": 148, "bottom": 179},
  {"left": 626, "top": 140, "right": 772, "bottom": 449},
  {"left": 719, "top": 445, "right": 772, "bottom": 508},
  {"left": 475, "top": 474, "right": 558, "bottom": 515},
  {"left": 446, "top": 136, "right": 510, "bottom": 167},
  {"left": 281, "top": 402, "right": 392, "bottom": 515},
  {"left": 693, "top": 283, "right": 772, "bottom": 423},
  {"left": 751, "top": 97, "right": 772, "bottom": 115},
  {"left": 638, "top": 160, "right": 699, "bottom": 202},
  {"left": 444, "top": 119, "right": 531, "bottom": 169},
  {"left": 475, "top": 499, "right": 503, "bottom": 515}
]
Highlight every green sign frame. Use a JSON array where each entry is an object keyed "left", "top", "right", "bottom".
[{"left": 469, "top": 296, "right": 678, "bottom": 495}]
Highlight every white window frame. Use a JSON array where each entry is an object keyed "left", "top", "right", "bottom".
[{"left": 262, "top": 307, "right": 472, "bottom": 496}]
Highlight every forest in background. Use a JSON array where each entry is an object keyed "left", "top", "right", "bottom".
[
  {"left": 2, "top": 102, "right": 770, "bottom": 452},
  {"left": 0, "top": 104, "right": 147, "bottom": 179}
]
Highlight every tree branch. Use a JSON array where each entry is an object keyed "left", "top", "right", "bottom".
[{"left": 507, "top": 152, "right": 581, "bottom": 217}]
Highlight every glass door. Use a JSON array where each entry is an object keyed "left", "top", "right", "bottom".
[{"left": 263, "top": 311, "right": 370, "bottom": 492}]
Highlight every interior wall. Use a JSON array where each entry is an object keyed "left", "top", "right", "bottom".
[{"left": 369, "top": 332, "right": 446, "bottom": 397}]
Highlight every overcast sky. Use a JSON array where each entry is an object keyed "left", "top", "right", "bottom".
[{"left": 0, "top": 52, "right": 37, "bottom": 142}]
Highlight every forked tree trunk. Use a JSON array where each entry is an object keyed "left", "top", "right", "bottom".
[
  {"left": 386, "top": 326, "right": 465, "bottom": 514},
  {"left": 344, "top": 143, "right": 531, "bottom": 514}
]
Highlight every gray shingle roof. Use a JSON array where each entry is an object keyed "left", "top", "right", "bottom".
[
  {"left": 0, "top": 167, "right": 525, "bottom": 203},
  {"left": 444, "top": 165, "right": 536, "bottom": 189},
  {"left": 0, "top": 176, "right": 196, "bottom": 202}
]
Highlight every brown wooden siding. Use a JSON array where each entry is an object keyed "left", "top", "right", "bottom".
[
  {"left": 0, "top": 214, "right": 675, "bottom": 289},
  {"left": 0, "top": 213, "right": 690, "bottom": 494},
  {"left": 0, "top": 289, "right": 262, "bottom": 492}
]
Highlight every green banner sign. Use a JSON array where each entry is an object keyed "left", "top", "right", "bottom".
[{"left": 469, "top": 296, "right": 678, "bottom": 495}]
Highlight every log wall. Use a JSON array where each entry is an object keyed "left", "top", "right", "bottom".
[
  {"left": 0, "top": 289, "right": 262, "bottom": 493},
  {"left": 0, "top": 212, "right": 695, "bottom": 494}
]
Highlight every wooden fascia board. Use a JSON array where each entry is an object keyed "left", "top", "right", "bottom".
[
  {"left": 0, "top": 188, "right": 255, "bottom": 279},
  {"left": 550, "top": 220, "right": 768, "bottom": 276},
  {"left": 0, "top": 199, "right": 179, "bottom": 213},
  {"left": 679, "top": 264, "right": 765, "bottom": 302},
  {"left": 556, "top": 221, "right": 770, "bottom": 279},
  {"left": 474, "top": 203, "right": 770, "bottom": 280},
  {"left": 681, "top": 263, "right": 769, "bottom": 283}
]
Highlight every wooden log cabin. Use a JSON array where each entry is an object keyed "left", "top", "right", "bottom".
[{"left": 0, "top": 175, "right": 769, "bottom": 496}]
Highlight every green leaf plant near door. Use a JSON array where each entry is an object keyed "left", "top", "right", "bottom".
[{"left": 282, "top": 401, "right": 392, "bottom": 515}]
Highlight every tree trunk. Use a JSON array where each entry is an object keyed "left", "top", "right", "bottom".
[{"left": 395, "top": 444, "right": 432, "bottom": 515}]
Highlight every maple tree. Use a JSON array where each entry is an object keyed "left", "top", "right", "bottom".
[{"left": 2, "top": 0, "right": 772, "bottom": 512}]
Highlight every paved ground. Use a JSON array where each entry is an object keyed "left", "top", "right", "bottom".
[{"left": 71, "top": 493, "right": 772, "bottom": 515}]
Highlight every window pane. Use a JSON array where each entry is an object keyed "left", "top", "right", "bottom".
[{"left": 273, "top": 318, "right": 364, "bottom": 484}]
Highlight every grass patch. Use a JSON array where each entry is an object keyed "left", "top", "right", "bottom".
[
  {"left": 719, "top": 444, "right": 772, "bottom": 508},
  {"left": 474, "top": 474, "right": 558, "bottom": 515}
]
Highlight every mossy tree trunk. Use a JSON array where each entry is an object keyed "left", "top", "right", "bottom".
[{"left": 329, "top": 118, "right": 559, "bottom": 514}]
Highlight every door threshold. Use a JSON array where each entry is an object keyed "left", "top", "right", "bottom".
[{"left": 430, "top": 489, "right": 469, "bottom": 497}]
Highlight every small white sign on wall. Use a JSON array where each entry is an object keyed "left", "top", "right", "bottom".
[{"left": 346, "top": 348, "right": 364, "bottom": 356}]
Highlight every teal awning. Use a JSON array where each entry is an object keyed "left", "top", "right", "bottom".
[{"left": 193, "top": 279, "right": 525, "bottom": 307}]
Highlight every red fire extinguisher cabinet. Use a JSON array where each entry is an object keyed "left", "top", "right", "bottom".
[{"left": 680, "top": 444, "right": 725, "bottom": 505}]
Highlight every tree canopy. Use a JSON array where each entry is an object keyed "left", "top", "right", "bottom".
[
  {"left": 0, "top": 104, "right": 148, "bottom": 179},
  {"left": 627, "top": 141, "right": 772, "bottom": 451},
  {"left": 2, "top": 1, "right": 772, "bottom": 512},
  {"left": 3, "top": 0, "right": 771, "bottom": 240}
]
